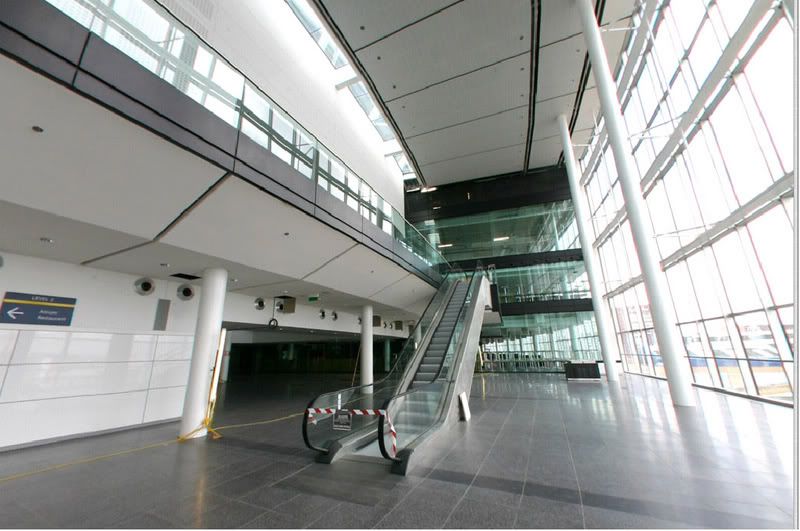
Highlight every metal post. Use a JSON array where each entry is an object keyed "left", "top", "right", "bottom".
[
  {"left": 575, "top": 0, "right": 694, "bottom": 405},
  {"left": 180, "top": 268, "right": 228, "bottom": 439},
  {"left": 384, "top": 339, "right": 391, "bottom": 372},
  {"left": 558, "top": 114, "right": 620, "bottom": 380},
  {"left": 361, "top": 305, "right": 374, "bottom": 393}
]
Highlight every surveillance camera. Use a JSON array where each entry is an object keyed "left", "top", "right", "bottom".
[
  {"left": 319, "top": 309, "right": 326, "bottom": 319},
  {"left": 275, "top": 301, "right": 285, "bottom": 312},
  {"left": 134, "top": 277, "right": 155, "bottom": 296},
  {"left": 177, "top": 284, "right": 194, "bottom": 301},
  {"left": 331, "top": 311, "right": 338, "bottom": 321},
  {"left": 254, "top": 297, "right": 266, "bottom": 310}
]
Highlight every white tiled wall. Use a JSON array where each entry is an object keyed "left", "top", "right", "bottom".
[{"left": 0, "top": 331, "right": 193, "bottom": 448}]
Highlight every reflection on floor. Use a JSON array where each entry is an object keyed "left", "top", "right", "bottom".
[{"left": 0, "top": 373, "right": 793, "bottom": 528}]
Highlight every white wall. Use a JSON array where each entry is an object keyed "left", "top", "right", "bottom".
[
  {"left": 0, "top": 253, "right": 196, "bottom": 448},
  {"left": 0, "top": 252, "right": 407, "bottom": 449},
  {"left": 161, "top": 0, "right": 406, "bottom": 210}
]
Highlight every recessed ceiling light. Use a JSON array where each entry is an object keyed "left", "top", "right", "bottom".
[
  {"left": 438, "top": 243, "right": 453, "bottom": 249},
  {"left": 493, "top": 236, "right": 510, "bottom": 242},
  {"left": 432, "top": 206, "right": 441, "bottom": 210},
  {"left": 31, "top": 125, "right": 44, "bottom": 133},
  {"left": 160, "top": 263, "right": 170, "bottom": 268},
  {"left": 283, "top": 290, "right": 289, "bottom": 294},
  {"left": 359, "top": 25, "right": 365, "bottom": 30},
  {"left": 283, "top": 232, "right": 290, "bottom": 236},
  {"left": 39, "top": 237, "right": 54, "bottom": 244},
  {"left": 420, "top": 186, "right": 437, "bottom": 193},
  {"left": 231, "top": 278, "right": 239, "bottom": 283}
]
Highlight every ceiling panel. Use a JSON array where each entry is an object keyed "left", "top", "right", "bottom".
[
  {"left": 161, "top": 176, "right": 356, "bottom": 279},
  {"left": 305, "top": 245, "right": 410, "bottom": 298},
  {"left": 420, "top": 144, "right": 525, "bottom": 186},
  {"left": 355, "top": 0, "right": 530, "bottom": 99},
  {"left": 388, "top": 53, "right": 530, "bottom": 138},
  {"left": 0, "top": 55, "right": 222, "bottom": 240},
  {"left": 320, "top": 0, "right": 454, "bottom": 51},
  {"left": 528, "top": 135, "right": 564, "bottom": 169},
  {"left": 371, "top": 274, "right": 437, "bottom": 312},
  {"left": 89, "top": 241, "right": 294, "bottom": 287},
  {"left": 536, "top": 35, "right": 586, "bottom": 103},
  {"left": 0, "top": 200, "right": 146, "bottom": 264},
  {"left": 408, "top": 111, "right": 527, "bottom": 166}
]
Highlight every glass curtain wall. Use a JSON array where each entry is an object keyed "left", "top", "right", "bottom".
[
  {"left": 579, "top": 0, "right": 793, "bottom": 401},
  {"left": 495, "top": 262, "right": 590, "bottom": 303},
  {"left": 413, "top": 200, "right": 579, "bottom": 262},
  {"left": 480, "top": 312, "right": 601, "bottom": 372}
]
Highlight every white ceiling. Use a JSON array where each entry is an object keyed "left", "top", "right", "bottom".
[
  {"left": 0, "top": 53, "right": 435, "bottom": 323},
  {"left": 320, "top": 0, "right": 636, "bottom": 186}
]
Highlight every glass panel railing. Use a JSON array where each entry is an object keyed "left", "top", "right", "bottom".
[
  {"left": 378, "top": 268, "right": 484, "bottom": 460},
  {"left": 45, "top": 0, "right": 450, "bottom": 271},
  {"left": 303, "top": 269, "right": 466, "bottom": 454}
]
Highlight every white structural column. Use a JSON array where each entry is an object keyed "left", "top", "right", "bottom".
[
  {"left": 558, "top": 114, "right": 619, "bottom": 381},
  {"left": 413, "top": 323, "right": 422, "bottom": 348},
  {"left": 575, "top": 0, "right": 694, "bottom": 405},
  {"left": 361, "top": 305, "right": 374, "bottom": 393},
  {"left": 220, "top": 330, "right": 232, "bottom": 383},
  {"left": 180, "top": 268, "right": 228, "bottom": 438},
  {"left": 384, "top": 339, "right": 391, "bottom": 372}
]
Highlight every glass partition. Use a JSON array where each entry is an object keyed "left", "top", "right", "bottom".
[
  {"left": 414, "top": 200, "right": 579, "bottom": 262},
  {"left": 494, "top": 262, "right": 591, "bottom": 303},
  {"left": 45, "top": 0, "right": 449, "bottom": 271}
]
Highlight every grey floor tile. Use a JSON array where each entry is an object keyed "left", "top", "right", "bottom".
[
  {"left": 240, "top": 508, "right": 307, "bottom": 529},
  {"left": 239, "top": 484, "right": 301, "bottom": 510},
  {"left": 582, "top": 506, "right": 692, "bottom": 529},
  {"left": 444, "top": 498, "right": 517, "bottom": 529},
  {"left": 110, "top": 512, "right": 179, "bottom": 529},
  {"left": 515, "top": 496, "right": 585, "bottom": 529}
]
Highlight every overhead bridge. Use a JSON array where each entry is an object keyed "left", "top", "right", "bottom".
[{"left": 303, "top": 268, "right": 492, "bottom": 475}]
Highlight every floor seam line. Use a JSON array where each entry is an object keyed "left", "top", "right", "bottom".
[
  {"left": 441, "top": 395, "right": 519, "bottom": 528},
  {"left": 511, "top": 396, "right": 536, "bottom": 528},
  {"left": 560, "top": 403, "right": 586, "bottom": 528}
]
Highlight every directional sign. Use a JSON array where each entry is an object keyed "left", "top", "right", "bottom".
[
  {"left": 0, "top": 292, "right": 77, "bottom": 326},
  {"left": 332, "top": 410, "right": 352, "bottom": 431}
]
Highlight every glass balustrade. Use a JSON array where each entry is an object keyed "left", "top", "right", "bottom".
[{"left": 46, "top": 0, "right": 448, "bottom": 270}]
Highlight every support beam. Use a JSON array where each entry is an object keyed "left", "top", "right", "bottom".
[
  {"left": 575, "top": 0, "right": 694, "bottom": 405},
  {"left": 558, "top": 114, "right": 619, "bottom": 382},
  {"left": 361, "top": 305, "right": 374, "bottom": 393},
  {"left": 180, "top": 268, "right": 228, "bottom": 439}
]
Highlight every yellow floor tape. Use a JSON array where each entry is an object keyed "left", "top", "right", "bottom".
[{"left": 0, "top": 411, "right": 304, "bottom": 485}]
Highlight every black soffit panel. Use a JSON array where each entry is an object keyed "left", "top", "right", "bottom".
[{"left": 0, "top": 0, "right": 442, "bottom": 288}]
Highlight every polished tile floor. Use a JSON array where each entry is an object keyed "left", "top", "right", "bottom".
[{"left": 0, "top": 372, "right": 793, "bottom": 528}]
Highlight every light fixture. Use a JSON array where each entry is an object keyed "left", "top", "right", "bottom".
[
  {"left": 432, "top": 206, "right": 441, "bottom": 210},
  {"left": 31, "top": 126, "right": 44, "bottom": 133},
  {"left": 493, "top": 236, "right": 510, "bottom": 242},
  {"left": 39, "top": 237, "right": 54, "bottom": 244},
  {"left": 230, "top": 278, "right": 239, "bottom": 283},
  {"left": 160, "top": 263, "right": 170, "bottom": 268},
  {"left": 420, "top": 186, "right": 437, "bottom": 193},
  {"left": 437, "top": 243, "right": 453, "bottom": 249}
]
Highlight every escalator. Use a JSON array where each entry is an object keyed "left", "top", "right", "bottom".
[{"left": 302, "top": 267, "right": 491, "bottom": 474}]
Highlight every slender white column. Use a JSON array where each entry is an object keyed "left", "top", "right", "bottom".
[
  {"left": 180, "top": 268, "right": 228, "bottom": 438},
  {"left": 575, "top": 0, "right": 694, "bottom": 405},
  {"left": 220, "top": 330, "right": 232, "bottom": 383},
  {"left": 413, "top": 322, "right": 422, "bottom": 347},
  {"left": 361, "top": 305, "right": 374, "bottom": 393},
  {"left": 384, "top": 339, "right": 391, "bottom": 372},
  {"left": 558, "top": 114, "right": 619, "bottom": 381}
]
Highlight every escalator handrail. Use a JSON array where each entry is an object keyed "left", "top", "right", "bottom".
[
  {"left": 377, "top": 269, "right": 484, "bottom": 461},
  {"left": 433, "top": 267, "right": 483, "bottom": 382},
  {"left": 302, "top": 270, "right": 463, "bottom": 453}
]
